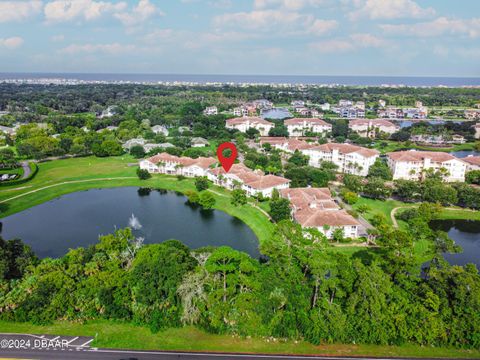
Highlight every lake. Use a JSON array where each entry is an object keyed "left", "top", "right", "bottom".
[
  {"left": 261, "top": 108, "right": 292, "bottom": 119},
  {"left": 0, "top": 187, "right": 259, "bottom": 258},
  {"left": 450, "top": 150, "right": 480, "bottom": 158},
  {"left": 430, "top": 219, "right": 480, "bottom": 267}
]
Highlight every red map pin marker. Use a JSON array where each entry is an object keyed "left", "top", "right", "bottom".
[{"left": 217, "top": 142, "right": 237, "bottom": 173}]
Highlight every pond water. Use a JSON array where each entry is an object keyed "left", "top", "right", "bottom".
[
  {"left": 397, "top": 120, "right": 463, "bottom": 128},
  {"left": 261, "top": 108, "right": 292, "bottom": 119},
  {"left": 430, "top": 220, "right": 480, "bottom": 267},
  {"left": 449, "top": 150, "right": 480, "bottom": 158},
  {"left": 0, "top": 187, "right": 259, "bottom": 258}
]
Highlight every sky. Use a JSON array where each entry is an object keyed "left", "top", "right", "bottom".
[{"left": 0, "top": 0, "right": 479, "bottom": 77}]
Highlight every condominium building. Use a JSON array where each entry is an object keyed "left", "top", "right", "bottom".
[
  {"left": 284, "top": 118, "right": 332, "bottom": 137},
  {"left": 463, "top": 155, "right": 480, "bottom": 171},
  {"left": 386, "top": 150, "right": 467, "bottom": 182},
  {"left": 207, "top": 163, "right": 290, "bottom": 197},
  {"left": 226, "top": 117, "right": 275, "bottom": 136},
  {"left": 139, "top": 153, "right": 216, "bottom": 177},
  {"left": 280, "top": 188, "right": 360, "bottom": 239},
  {"left": 301, "top": 143, "right": 379, "bottom": 176},
  {"left": 348, "top": 119, "right": 399, "bottom": 138}
]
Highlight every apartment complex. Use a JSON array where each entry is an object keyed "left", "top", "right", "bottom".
[
  {"left": 259, "top": 137, "right": 315, "bottom": 153},
  {"left": 284, "top": 118, "right": 332, "bottom": 137},
  {"left": 302, "top": 143, "right": 379, "bottom": 176},
  {"left": 348, "top": 119, "right": 399, "bottom": 138},
  {"left": 140, "top": 153, "right": 290, "bottom": 198},
  {"left": 280, "top": 188, "right": 360, "bottom": 239},
  {"left": 139, "top": 153, "right": 216, "bottom": 177},
  {"left": 386, "top": 150, "right": 467, "bottom": 182},
  {"left": 463, "top": 156, "right": 480, "bottom": 171},
  {"left": 207, "top": 163, "right": 290, "bottom": 197},
  {"left": 226, "top": 117, "right": 274, "bottom": 136}
]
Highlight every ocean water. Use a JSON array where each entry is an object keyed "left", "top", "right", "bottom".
[{"left": 0, "top": 72, "right": 479, "bottom": 87}]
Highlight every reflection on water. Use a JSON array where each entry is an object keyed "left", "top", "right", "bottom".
[
  {"left": 430, "top": 219, "right": 480, "bottom": 267},
  {"left": 0, "top": 187, "right": 259, "bottom": 258}
]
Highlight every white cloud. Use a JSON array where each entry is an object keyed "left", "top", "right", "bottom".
[
  {"left": 50, "top": 34, "right": 65, "bottom": 42},
  {"left": 308, "top": 19, "right": 338, "bottom": 35},
  {"left": 213, "top": 9, "right": 336, "bottom": 36},
  {"left": 0, "top": 0, "right": 42, "bottom": 23},
  {"left": 44, "top": 0, "right": 127, "bottom": 23},
  {"left": 59, "top": 42, "right": 135, "bottom": 55},
  {"left": 309, "top": 33, "right": 385, "bottom": 53},
  {"left": 348, "top": 0, "right": 435, "bottom": 20},
  {"left": 381, "top": 17, "right": 480, "bottom": 38},
  {"left": 0, "top": 37, "right": 25, "bottom": 49},
  {"left": 309, "top": 39, "right": 355, "bottom": 53},
  {"left": 254, "top": 0, "right": 327, "bottom": 10},
  {"left": 114, "top": 0, "right": 163, "bottom": 27},
  {"left": 350, "top": 33, "right": 385, "bottom": 47}
]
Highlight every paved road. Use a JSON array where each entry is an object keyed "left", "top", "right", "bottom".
[
  {"left": 0, "top": 334, "right": 458, "bottom": 360},
  {"left": 19, "top": 161, "right": 31, "bottom": 179}
]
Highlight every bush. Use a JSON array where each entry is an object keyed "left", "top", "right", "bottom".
[
  {"left": 342, "top": 190, "right": 359, "bottom": 205},
  {"left": 130, "top": 145, "right": 146, "bottom": 159},
  {"left": 199, "top": 191, "right": 215, "bottom": 210},
  {"left": 269, "top": 198, "right": 291, "bottom": 222},
  {"left": 177, "top": 175, "right": 186, "bottom": 181},
  {"left": 0, "top": 162, "right": 38, "bottom": 187},
  {"left": 194, "top": 176, "right": 209, "bottom": 191},
  {"left": 184, "top": 190, "right": 200, "bottom": 204},
  {"left": 231, "top": 189, "right": 247, "bottom": 207},
  {"left": 356, "top": 204, "right": 371, "bottom": 214},
  {"left": 136, "top": 168, "right": 151, "bottom": 180},
  {"left": 347, "top": 209, "right": 359, "bottom": 218}
]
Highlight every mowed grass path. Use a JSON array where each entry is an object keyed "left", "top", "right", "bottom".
[
  {"left": 0, "top": 156, "right": 274, "bottom": 244},
  {"left": 1, "top": 320, "right": 479, "bottom": 359}
]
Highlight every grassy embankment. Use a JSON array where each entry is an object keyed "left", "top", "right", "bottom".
[
  {"left": 0, "top": 320, "right": 479, "bottom": 359},
  {"left": 0, "top": 156, "right": 274, "bottom": 244}
]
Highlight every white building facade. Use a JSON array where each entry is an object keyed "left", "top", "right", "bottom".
[{"left": 387, "top": 150, "right": 467, "bottom": 182}]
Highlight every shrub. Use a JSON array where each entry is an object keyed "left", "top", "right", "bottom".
[
  {"left": 136, "top": 168, "right": 151, "bottom": 180},
  {"left": 194, "top": 176, "right": 209, "bottom": 191},
  {"left": 184, "top": 190, "right": 200, "bottom": 204},
  {"left": 199, "top": 191, "right": 215, "bottom": 210},
  {"left": 177, "top": 175, "right": 186, "bottom": 181}
]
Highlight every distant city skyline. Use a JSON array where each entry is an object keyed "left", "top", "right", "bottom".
[{"left": 0, "top": 0, "right": 479, "bottom": 77}]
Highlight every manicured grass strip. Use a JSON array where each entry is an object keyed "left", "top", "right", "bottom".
[{"left": 0, "top": 320, "right": 478, "bottom": 359}]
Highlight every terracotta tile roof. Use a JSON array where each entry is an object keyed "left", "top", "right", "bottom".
[
  {"left": 286, "top": 139, "right": 315, "bottom": 151},
  {"left": 284, "top": 118, "right": 331, "bottom": 126},
  {"left": 307, "top": 143, "right": 379, "bottom": 158},
  {"left": 463, "top": 156, "right": 480, "bottom": 166},
  {"left": 280, "top": 188, "right": 338, "bottom": 211},
  {"left": 226, "top": 117, "right": 274, "bottom": 126},
  {"left": 244, "top": 174, "right": 290, "bottom": 189},
  {"left": 146, "top": 153, "right": 216, "bottom": 169},
  {"left": 259, "top": 137, "right": 288, "bottom": 145},
  {"left": 387, "top": 150, "right": 461, "bottom": 163},
  {"left": 349, "top": 119, "right": 398, "bottom": 127},
  {"left": 294, "top": 209, "right": 360, "bottom": 227}
]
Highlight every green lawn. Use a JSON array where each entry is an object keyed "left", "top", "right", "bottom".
[
  {"left": 0, "top": 320, "right": 479, "bottom": 359},
  {"left": 372, "top": 140, "right": 477, "bottom": 154},
  {"left": 351, "top": 197, "right": 405, "bottom": 225},
  {"left": 0, "top": 156, "right": 274, "bottom": 244}
]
